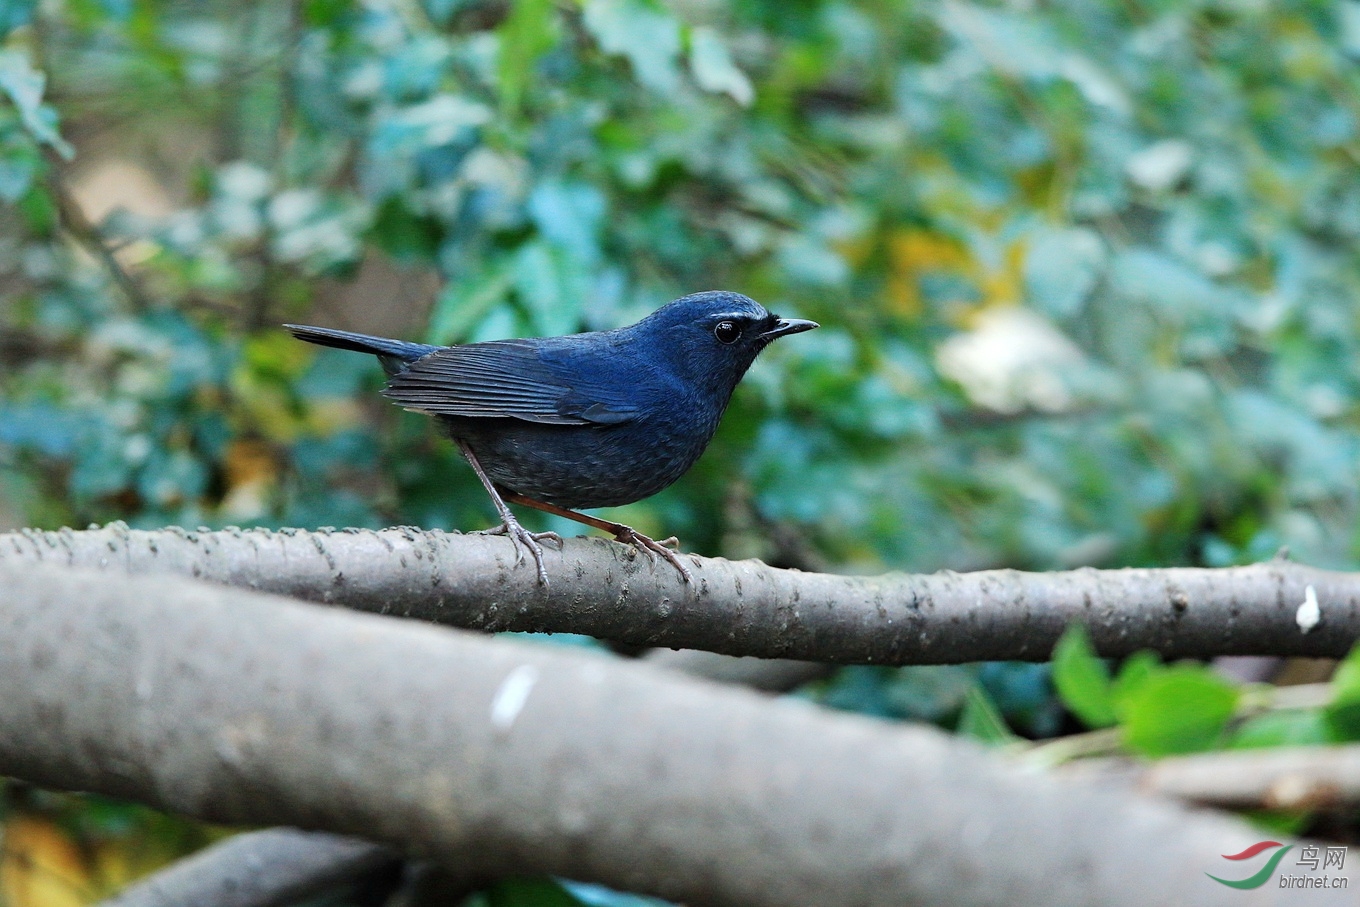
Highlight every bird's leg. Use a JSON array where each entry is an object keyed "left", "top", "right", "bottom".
[
  {"left": 502, "top": 491, "right": 694, "bottom": 584},
  {"left": 457, "top": 440, "right": 560, "bottom": 585}
]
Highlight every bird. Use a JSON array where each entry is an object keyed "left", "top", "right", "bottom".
[{"left": 285, "top": 291, "right": 817, "bottom": 584}]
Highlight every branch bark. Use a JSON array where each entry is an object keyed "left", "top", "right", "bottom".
[
  {"left": 2, "top": 562, "right": 1335, "bottom": 907},
  {"left": 99, "top": 647, "right": 824, "bottom": 907},
  {"left": 640, "top": 648, "right": 830, "bottom": 691},
  {"left": 1144, "top": 745, "right": 1360, "bottom": 810},
  {"left": 98, "top": 829, "right": 397, "bottom": 907},
  {"left": 2, "top": 524, "right": 1357, "bottom": 663}
]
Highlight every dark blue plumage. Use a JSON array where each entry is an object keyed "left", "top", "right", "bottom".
[{"left": 285, "top": 290, "right": 816, "bottom": 582}]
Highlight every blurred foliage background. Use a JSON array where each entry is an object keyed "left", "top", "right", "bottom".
[{"left": 3, "top": 0, "right": 1360, "bottom": 903}]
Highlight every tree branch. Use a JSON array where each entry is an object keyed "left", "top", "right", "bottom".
[
  {"left": 1, "top": 562, "right": 1325, "bottom": 907},
  {"left": 46, "top": 154, "right": 152, "bottom": 314},
  {"left": 2, "top": 524, "right": 1357, "bottom": 663},
  {"left": 98, "top": 829, "right": 398, "bottom": 907},
  {"left": 641, "top": 648, "right": 830, "bottom": 691},
  {"left": 98, "top": 647, "right": 824, "bottom": 907},
  {"left": 1144, "top": 745, "right": 1360, "bottom": 811}
]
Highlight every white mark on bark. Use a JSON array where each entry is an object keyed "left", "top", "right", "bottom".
[
  {"left": 1296, "top": 585, "right": 1320, "bottom": 634},
  {"left": 491, "top": 664, "right": 539, "bottom": 731}
]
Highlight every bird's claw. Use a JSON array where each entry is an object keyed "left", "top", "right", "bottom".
[
  {"left": 613, "top": 526, "right": 694, "bottom": 583},
  {"left": 478, "top": 522, "right": 561, "bottom": 584}
]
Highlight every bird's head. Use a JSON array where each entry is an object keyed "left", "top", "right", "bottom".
[{"left": 638, "top": 291, "right": 818, "bottom": 389}]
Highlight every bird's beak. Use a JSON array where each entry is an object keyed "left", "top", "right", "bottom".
[{"left": 762, "top": 317, "right": 819, "bottom": 340}]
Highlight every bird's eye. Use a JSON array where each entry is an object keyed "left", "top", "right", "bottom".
[{"left": 713, "top": 321, "right": 741, "bottom": 344}]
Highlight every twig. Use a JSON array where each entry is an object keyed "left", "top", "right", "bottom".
[
  {"left": 1063, "top": 746, "right": 1360, "bottom": 812},
  {"left": 45, "top": 151, "right": 152, "bottom": 313},
  {"left": 1023, "top": 728, "right": 1125, "bottom": 768},
  {"left": 1145, "top": 745, "right": 1360, "bottom": 810}
]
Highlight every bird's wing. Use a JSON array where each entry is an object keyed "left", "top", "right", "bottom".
[{"left": 380, "top": 339, "right": 641, "bottom": 425}]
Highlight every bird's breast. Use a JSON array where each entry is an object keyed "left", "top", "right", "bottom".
[{"left": 441, "top": 402, "right": 724, "bottom": 510}]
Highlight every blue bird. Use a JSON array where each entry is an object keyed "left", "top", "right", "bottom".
[{"left": 286, "top": 291, "right": 817, "bottom": 583}]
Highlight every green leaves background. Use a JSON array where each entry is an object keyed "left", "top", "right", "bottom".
[{"left": 4, "top": 0, "right": 1360, "bottom": 577}]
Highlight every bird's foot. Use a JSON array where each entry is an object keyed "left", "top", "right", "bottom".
[
  {"left": 613, "top": 526, "right": 694, "bottom": 583},
  {"left": 478, "top": 521, "right": 562, "bottom": 585}
]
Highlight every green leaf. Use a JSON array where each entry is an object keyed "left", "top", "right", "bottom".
[
  {"left": 582, "top": 0, "right": 681, "bottom": 95},
  {"left": 371, "top": 198, "right": 441, "bottom": 263},
  {"left": 1051, "top": 624, "right": 1116, "bottom": 729},
  {"left": 0, "top": 404, "right": 81, "bottom": 456},
  {"left": 1023, "top": 226, "right": 1105, "bottom": 319},
  {"left": 487, "top": 877, "right": 587, "bottom": 907},
  {"left": 1240, "top": 809, "right": 1313, "bottom": 837},
  {"left": 956, "top": 684, "right": 1018, "bottom": 746},
  {"left": 1323, "top": 641, "right": 1360, "bottom": 741},
  {"left": 1230, "top": 710, "right": 1331, "bottom": 750},
  {"left": 880, "top": 665, "right": 976, "bottom": 721},
  {"left": 0, "top": 50, "right": 73, "bottom": 158},
  {"left": 557, "top": 881, "right": 672, "bottom": 906},
  {"left": 1111, "top": 247, "right": 1238, "bottom": 318},
  {"left": 17, "top": 180, "right": 56, "bottom": 232},
  {"left": 1110, "top": 650, "right": 1160, "bottom": 719},
  {"left": 1121, "top": 665, "right": 1239, "bottom": 757},
  {"left": 379, "top": 94, "right": 492, "bottom": 153},
  {"left": 427, "top": 258, "right": 517, "bottom": 345},
  {"left": 497, "top": 0, "right": 559, "bottom": 114},
  {"left": 0, "top": 144, "right": 38, "bottom": 201},
  {"left": 513, "top": 240, "right": 587, "bottom": 337},
  {"left": 302, "top": 0, "right": 351, "bottom": 27},
  {"left": 528, "top": 179, "right": 606, "bottom": 264},
  {"left": 688, "top": 26, "right": 753, "bottom": 106}
]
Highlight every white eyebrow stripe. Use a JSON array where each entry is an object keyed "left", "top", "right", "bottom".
[{"left": 710, "top": 312, "right": 761, "bottom": 321}]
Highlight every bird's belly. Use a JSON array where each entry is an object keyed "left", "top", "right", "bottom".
[{"left": 441, "top": 416, "right": 712, "bottom": 510}]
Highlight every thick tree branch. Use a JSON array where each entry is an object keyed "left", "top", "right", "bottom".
[
  {"left": 2, "top": 524, "right": 1357, "bottom": 663},
  {"left": 4, "top": 562, "right": 1336, "bottom": 906},
  {"left": 99, "top": 648, "right": 824, "bottom": 907}
]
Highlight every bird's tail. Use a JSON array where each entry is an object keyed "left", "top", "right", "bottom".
[{"left": 284, "top": 324, "right": 441, "bottom": 376}]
